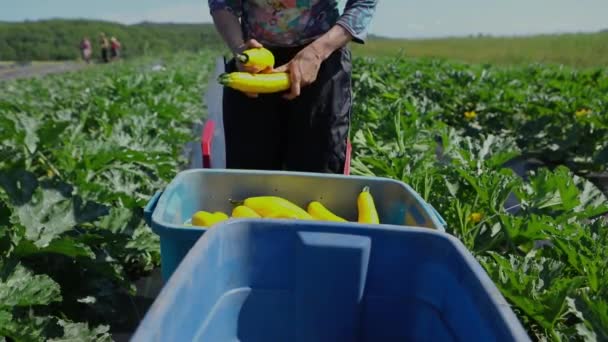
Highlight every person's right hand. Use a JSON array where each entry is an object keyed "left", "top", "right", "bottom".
[{"left": 234, "top": 39, "right": 270, "bottom": 98}]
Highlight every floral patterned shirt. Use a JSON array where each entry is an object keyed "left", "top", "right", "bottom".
[{"left": 208, "top": 0, "right": 378, "bottom": 47}]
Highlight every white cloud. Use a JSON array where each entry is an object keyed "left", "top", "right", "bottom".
[{"left": 101, "top": 3, "right": 213, "bottom": 24}]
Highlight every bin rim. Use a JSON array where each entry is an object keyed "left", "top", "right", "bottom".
[{"left": 148, "top": 168, "right": 446, "bottom": 233}]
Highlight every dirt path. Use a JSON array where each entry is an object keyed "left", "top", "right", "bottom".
[{"left": 0, "top": 61, "right": 88, "bottom": 81}]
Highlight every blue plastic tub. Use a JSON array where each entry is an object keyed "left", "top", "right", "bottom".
[
  {"left": 144, "top": 169, "right": 446, "bottom": 281},
  {"left": 132, "top": 220, "right": 530, "bottom": 342}
]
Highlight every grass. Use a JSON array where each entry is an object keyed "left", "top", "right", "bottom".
[{"left": 351, "top": 31, "right": 608, "bottom": 68}]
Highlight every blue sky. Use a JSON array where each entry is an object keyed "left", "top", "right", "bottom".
[{"left": 1, "top": 0, "right": 606, "bottom": 38}]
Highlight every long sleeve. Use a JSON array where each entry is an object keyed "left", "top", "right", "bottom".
[
  {"left": 208, "top": 0, "right": 243, "bottom": 17},
  {"left": 336, "top": 0, "right": 378, "bottom": 44}
]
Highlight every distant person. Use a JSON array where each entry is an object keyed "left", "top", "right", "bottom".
[
  {"left": 100, "top": 33, "right": 110, "bottom": 63},
  {"left": 80, "top": 37, "right": 92, "bottom": 63},
  {"left": 110, "top": 37, "right": 122, "bottom": 61}
]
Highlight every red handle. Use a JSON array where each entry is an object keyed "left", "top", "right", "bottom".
[
  {"left": 201, "top": 120, "right": 215, "bottom": 169},
  {"left": 201, "top": 118, "right": 352, "bottom": 175},
  {"left": 344, "top": 138, "right": 352, "bottom": 175}
]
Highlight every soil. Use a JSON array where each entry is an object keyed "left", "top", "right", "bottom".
[{"left": 0, "top": 61, "right": 87, "bottom": 81}]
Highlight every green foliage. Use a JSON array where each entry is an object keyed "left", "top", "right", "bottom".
[
  {"left": 351, "top": 57, "right": 608, "bottom": 175},
  {"left": 350, "top": 56, "right": 608, "bottom": 340},
  {"left": 1, "top": 48, "right": 607, "bottom": 341},
  {"left": 0, "top": 51, "right": 214, "bottom": 340},
  {"left": 352, "top": 31, "right": 608, "bottom": 68},
  {"left": 0, "top": 19, "right": 223, "bottom": 61}
]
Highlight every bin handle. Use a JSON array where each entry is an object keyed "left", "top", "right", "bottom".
[
  {"left": 425, "top": 202, "right": 447, "bottom": 228},
  {"left": 201, "top": 119, "right": 215, "bottom": 169},
  {"left": 144, "top": 191, "right": 163, "bottom": 227}
]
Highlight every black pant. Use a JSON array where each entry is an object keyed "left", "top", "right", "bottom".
[
  {"left": 222, "top": 45, "right": 352, "bottom": 174},
  {"left": 101, "top": 48, "right": 109, "bottom": 63}
]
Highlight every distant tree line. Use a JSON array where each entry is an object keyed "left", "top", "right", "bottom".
[{"left": 0, "top": 19, "right": 224, "bottom": 61}]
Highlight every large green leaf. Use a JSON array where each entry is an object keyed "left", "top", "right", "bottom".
[
  {"left": 0, "top": 263, "right": 61, "bottom": 308},
  {"left": 9, "top": 113, "right": 40, "bottom": 155},
  {"left": 480, "top": 251, "right": 584, "bottom": 333},
  {"left": 15, "top": 237, "right": 95, "bottom": 259},
  {"left": 10, "top": 187, "right": 77, "bottom": 248},
  {"left": 48, "top": 320, "right": 111, "bottom": 342},
  {"left": 0, "top": 313, "right": 55, "bottom": 342}
]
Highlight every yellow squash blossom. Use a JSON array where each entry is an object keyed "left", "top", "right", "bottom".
[
  {"left": 575, "top": 109, "right": 591, "bottom": 118},
  {"left": 469, "top": 212, "right": 483, "bottom": 223}
]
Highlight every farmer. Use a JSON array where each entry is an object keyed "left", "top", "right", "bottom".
[
  {"left": 110, "top": 36, "right": 122, "bottom": 61},
  {"left": 99, "top": 33, "right": 110, "bottom": 63},
  {"left": 80, "top": 37, "right": 92, "bottom": 64},
  {"left": 209, "top": 0, "right": 378, "bottom": 174}
]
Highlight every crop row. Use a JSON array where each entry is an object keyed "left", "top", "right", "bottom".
[
  {"left": 0, "top": 52, "right": 213, "bottom": 340},
  {"left": 350, "top": 56, "right": 608, "bottom": 340},
  {"left": 0, "top": 52, "right": 606, "bottom": 341}
]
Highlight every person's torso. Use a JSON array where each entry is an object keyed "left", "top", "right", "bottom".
[{"left": 241, "top": 0, "right": 342, "bottom": 47}]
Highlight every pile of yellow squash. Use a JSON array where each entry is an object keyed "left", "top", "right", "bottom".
[{"left": 189, "top": 187, "right": 379, "bottom": 228}]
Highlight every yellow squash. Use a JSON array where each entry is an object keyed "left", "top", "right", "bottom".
[
  {"left": 307, "top": 201, "right": 347, "bottom": 222},
  {"left": 357, "top": 186, "right": 380, "bottom": 224},
  {"left": 236, "top": 47, "right": 275, "bottom": 70},
  {"left": 218, "top": 72, "right": 290, "bottom": 94},
  {"left": 191, "top": 211, "right": 229, "bottom": 228},
  {"left": 232, "top": 205, "right": 262, "bottom": 218},
  {"left": 236, "top": 196, "right": 313, "bottom": 220}
]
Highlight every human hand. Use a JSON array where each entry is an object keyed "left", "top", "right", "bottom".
[{"left": 273, "top": 46, "right": 323, "bottom": 100}]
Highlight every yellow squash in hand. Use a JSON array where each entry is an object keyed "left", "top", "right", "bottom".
[
  {"left": 232, "top": 205, "right": 262, "bottom": 218},
  {"left": 236, "top": 47, "right": 275, "bottom": 70},
  {"left": 236, "top": 196, "right": 313, "bottom": 220},
  {"left": 307, "top": 201, "right": 347, "bottom": 222},
  {"left": 191, "top": 211, "right": 229, "bottom": 228},
  {"left": 218, "top": 72, "right": 290, "bottom": 94},
  {"left": 357, "top": 186, "right": 380, "bottom": 224}
]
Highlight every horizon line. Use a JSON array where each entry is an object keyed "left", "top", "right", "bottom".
[{"left": 1, "top": 17, "right": 606, "bottom": 41}]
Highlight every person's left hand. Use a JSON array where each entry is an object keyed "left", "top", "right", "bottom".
[{"left": 273, "top": 46, "right": 324, "bottom": 100}]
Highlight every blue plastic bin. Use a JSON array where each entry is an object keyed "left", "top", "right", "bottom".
[
  {"left": 132, "top": 220, "right": 530, "bottom": 342},
  {"left": 144, "top": 169, "right": 447, "bottom": 281}
]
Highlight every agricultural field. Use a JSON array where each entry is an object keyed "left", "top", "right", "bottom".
[
  {"left": 1, "top": 48, "right": 607, "bottom": 342},
  {"left": 349, "top": 56, "right": 608, "bottom": 340},
  {"left": 0, "top": 53, "right": 211, "bottom": 340},
  {"left": 352, "top": 31, "right": 608, "bottom": 68}
]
